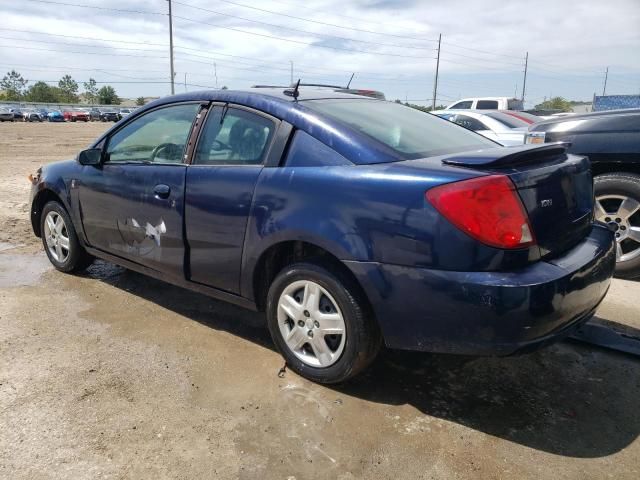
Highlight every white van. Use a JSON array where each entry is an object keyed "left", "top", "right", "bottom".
[{"left": 445, "top": 97, "right": 524, "bottom": 111}]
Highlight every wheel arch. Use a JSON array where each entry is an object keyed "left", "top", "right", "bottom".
[
  {"left": 592, "top": 162, "right": 640, "bottom": 177},
  {"left": 249, "top": 240, "right": 374, "bottom": 319},
  {"left": 31, "top": 188, "right": 67, "bottom": 237}
]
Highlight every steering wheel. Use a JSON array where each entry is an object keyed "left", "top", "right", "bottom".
[
  {"left": 150, "top": 143, "right": 182, "bottom": 162},
  {"left": 211, "top": 140, "right": 231, "bottom": 152}
]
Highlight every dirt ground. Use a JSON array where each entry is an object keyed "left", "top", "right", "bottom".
[{"left": 0, "top": 122, "right": 639, "bottom": 479}]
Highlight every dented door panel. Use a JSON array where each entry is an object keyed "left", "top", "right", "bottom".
[{"left": 78, "top": 164, "right": 187, "bottom": 279}]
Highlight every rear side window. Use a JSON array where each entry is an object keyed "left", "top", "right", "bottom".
[
  {"left": 449, "top": 101, "right": 473, "bottom": 109},
  {"left": 194, "top": 107, "right": 275, "bottom": 165},
  {"left": 476, "top": 100, "right": 499, "bottom": 109},
  {"left": 451, "top": 115, "right": 487, "bottom": 132},
  {"left": 305, "top": 99, "right": 496, "bottom": 159}
]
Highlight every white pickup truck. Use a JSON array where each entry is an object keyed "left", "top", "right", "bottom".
[{"left": 445, "top": 97, "right": 524, "bottom": 111}]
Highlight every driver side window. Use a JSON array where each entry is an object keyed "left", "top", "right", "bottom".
[{"left": 105, "top": 103, "right": 199, "bottom": 164}]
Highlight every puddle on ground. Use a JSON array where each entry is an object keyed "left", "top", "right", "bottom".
[{"left": 0, "top": 250, "right": 51, "bottom": 287}]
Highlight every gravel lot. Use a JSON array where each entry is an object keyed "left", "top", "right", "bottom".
[{"left": 0, "top": 122, "right": 639, "bottom": 479}]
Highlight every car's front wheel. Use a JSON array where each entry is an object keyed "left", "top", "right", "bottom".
[
  {"left": 266, "top": 262, "right": 381, "bottom": 384},
  {"left": 40, "top": 201, "right": 93, "bottom": 273},
  {"left": 595, "top": 172, "right": 640, "bottom": 279}
]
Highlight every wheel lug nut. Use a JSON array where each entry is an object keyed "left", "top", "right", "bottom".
[
  {"left": 615, "top": 218, "right": 621, "bottom": 223},
  {"left": 307, "top": 330, "right": 313, "bottom": 338},
  {"left": 605, "top": 217, "right": 611, "bottom": 222},
  {"left": 298, "top": 320, "right": 305, "bottom": 327},
  {"left": 621, "top": 226, "right": 626, "bottom": 230},
  {"left": 303, "top": 310, "right": 310, "bottom": 317},
  {"left": 615, "top": 233, "right": 620, "bottom": 238},
  {"left": 314, "top": 321, "right": 320, "bottom": 328}
]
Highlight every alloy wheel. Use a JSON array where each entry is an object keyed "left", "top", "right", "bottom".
[
  {"left": 43, "top": 211, "right": 71, "bottom": 263},
  {"left": 277, "top": 280, "right": 346, "bottom": 368},
  {"left": 595, "top": 194, "right": 640, "bottom": 262}
]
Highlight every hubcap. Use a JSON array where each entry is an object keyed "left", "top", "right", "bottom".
[
  {"left": 43, "top": 211, "right": 71, "bottom": 263},
  {"left": 595, "top": 195, "right": 640, "bottom": 262},
  {"left": 277, "top": 280, "right": 346, "bottom": 368}
]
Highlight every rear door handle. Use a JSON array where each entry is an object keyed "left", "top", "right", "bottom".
[{"left": 153, "top": 184, "right": 171, "bottom": 199}]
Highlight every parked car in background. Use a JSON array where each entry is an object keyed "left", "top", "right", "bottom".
[
  {"left": 444, "top": 97, "right": 524, "bottom": 111},
  {"left": 47, "top": 110, "right": 64, "bottom": 122},
  {"left": 434, "top": 110, "right": 529, "bottom": 146},
  {"left": 527, "top": 108, "right": 640, "bottom": 278},
  {"left": 118, "top": 108, "right": 133, "bottom": 120},
  {"left": 63, "top": 109, "right": 89, "bottom": 122},
  {"left": 22, "top": 109, "right": 44, "bottom": 122},
  {"left": 90, "top": 107, "right": 119, "bottom": 122},
  {"left": 0, "top": 107, "right": 14, "bottom": 122},
  {"left": 9, "top": 108, "right": 23, "bottom": 120},
  {"left": 29, "top": 88, "right": 615, "bottom": 383}
]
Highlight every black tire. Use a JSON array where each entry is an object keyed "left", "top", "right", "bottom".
[
  {"left": 266, "top": 262, "right": 381, "bottom": 384},
  {"left": 40, "top": 201, "right": 93, "bottom": 273},
  {"left": 594, "top": 172, "right": 640, "bottom": 279}
]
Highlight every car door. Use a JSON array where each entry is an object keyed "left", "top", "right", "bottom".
[
  {"left": 77, "top": 102, "right": 201, "bottom": 279},
  {"left": 184, "top": 104, "right": 282, "bottom": 294}
]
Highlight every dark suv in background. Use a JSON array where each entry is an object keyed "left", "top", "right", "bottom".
[
  {"left": 89, "top": 107, "right": 119, "bottom": 122},
  {"left": 527, "top": 109, "right": 640, "bottom": 278}
]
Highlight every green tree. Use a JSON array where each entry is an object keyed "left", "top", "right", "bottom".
[
  {"left": 83, "top": 78, "right": 98, "bottom": 104},
  {"left": 135, "top": 96, "right": 145, "bottom": 106},
  {"left": 58, "top": 74, "right": 79, "bottom": 103},
  {"left": 534, "top": 96, "right": 572, "bottom": 112},
  {"left": 25, "top": 81, "right": 61, "bottom": 102},
  {"left": 1, "top": 70, "right": 28, "bottom": 100},
  {"left": 97, "top": 85, "right": 120, "bottom": 105}
]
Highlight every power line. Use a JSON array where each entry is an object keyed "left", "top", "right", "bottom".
[
  {"left": 0, "top": 35, "right": 165, "bottom": 53},
  {"left": 0, "top": 44, "right": 167, "bottom": 58},
  {"left": 21, "top": 0, "right": 164, "bottom": 16},
  {"left": 171, "top": 1, "right": 434, "bottom": 51},
  {"left": 0, "top": 28, "right": 168, "bottom": 49},
  {"left": 171, "top": 15, "right": 434, "bottom": 59},
  {"left": 175, "top": 0, "right": 438, "bottom": 42}
]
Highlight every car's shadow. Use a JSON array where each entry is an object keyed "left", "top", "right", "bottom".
[{"left": 85, "top": 261, "right": 640, "bottom": 459}]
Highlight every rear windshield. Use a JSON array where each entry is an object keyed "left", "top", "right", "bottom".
[
  {"left": 483, "top": 111, "right": 530, "bottom": 128},
  {"left": 304, "top": 99, "right": 496, "bottom": 159}
]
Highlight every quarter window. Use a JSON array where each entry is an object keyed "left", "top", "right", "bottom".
[
  {"left": 194, "top": 107, "right": 275, "bottom": 165},
  {"left": 105, "top": 103, "right": 199, "bottom": 164},
  {"left": 450, "top": 101, "right": 473, "bottom": 109},
  {"left": 452, "top": 115, "right": 487, "bottom": 132}
]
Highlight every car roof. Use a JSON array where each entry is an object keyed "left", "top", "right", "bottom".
[{"left": 533, "top": 108, "right": 640, "bottom": 127}]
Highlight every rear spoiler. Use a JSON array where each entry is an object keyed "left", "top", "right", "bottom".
[{"left": 442, "top": 142, "right": 571, "bottom": 169}]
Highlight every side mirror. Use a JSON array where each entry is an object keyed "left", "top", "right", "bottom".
[{"left": 78, "top": 148, "right": 102, "bottom": 166}]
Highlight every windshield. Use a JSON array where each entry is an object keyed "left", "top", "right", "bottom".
[
  {"left": 483, "top": 111, "right": 529, "bottom": 128},
  {"left": 304, "top": 99, "right": 496, "bottom": 159}
]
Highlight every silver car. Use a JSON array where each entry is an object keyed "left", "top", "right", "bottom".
[
  {"left": 0, "top": 107, "right": 14, "bottom": 122},
  {"left": 433, "top": 110, "right": 531, "bottom": 146}
]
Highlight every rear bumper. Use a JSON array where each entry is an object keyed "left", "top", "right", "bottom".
[{"left": 345, "top": 224, "right": 616, "bottom": 355}]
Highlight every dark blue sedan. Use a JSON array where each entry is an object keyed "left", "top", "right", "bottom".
[{"left": 28, "top": 87, "right": 616, "bottom": 383}]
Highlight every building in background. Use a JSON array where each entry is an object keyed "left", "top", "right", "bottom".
[{"left": 593, "top": 94, "right": 640, "bottom": 111}]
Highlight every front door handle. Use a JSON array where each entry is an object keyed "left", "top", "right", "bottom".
[{"left": 153, "top": 184, "right": 171, "bottom": 199}]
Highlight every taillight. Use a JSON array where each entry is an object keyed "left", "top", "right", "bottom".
[{"left": 426, "top": 175, "right": 535, "bottom": 249}]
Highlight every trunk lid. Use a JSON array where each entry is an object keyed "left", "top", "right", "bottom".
[{"left": 442, "top": 143, "right": 593, "bottom": 256}]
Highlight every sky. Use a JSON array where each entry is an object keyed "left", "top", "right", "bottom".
[{"left": 0, "top": 0, "right": 639, "bottom": 108}]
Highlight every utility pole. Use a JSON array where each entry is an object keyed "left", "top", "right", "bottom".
[
  {"left": 432, "top": 33, "right": 441, "bottom": 111},
  {"left": 290, "top": 61, "right": 293, "bottom": 84},
  {"left": 214, "top": 62, "right": 218, "bottom": 88},
  {"left": 602, "top": 66, "right": 609, "bottom": 96},
  {"left": 521, "top": 51, "right": 528, "bottom": 102},
  {"left": 168, "top": 0, "right": 175, "bottom": 95}
]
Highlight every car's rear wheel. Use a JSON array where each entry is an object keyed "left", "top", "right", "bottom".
[
  {"left": 266, "top": 262, "right": 381, "bottom": 384},
  {"left": 595, "top": 173, "right": 640, "bottom": 279},
  {"left": 40, "top": 201, "right": 93, "bottom": 273}
]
